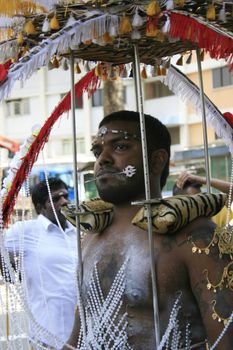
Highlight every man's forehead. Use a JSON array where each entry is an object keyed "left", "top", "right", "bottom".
[
  {"left": 51, "top": 188, "right": 68, "bottom": 195},
  {"left": 94, "top": 125, "right": 140, "bottom": 142}
]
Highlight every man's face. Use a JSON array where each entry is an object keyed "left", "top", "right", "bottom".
[
  {"left": 40, "top": 187, "right": 70, "bottom": 226},
  {"left": 91, "top": 120, "right": 145, "bottom": 204}
]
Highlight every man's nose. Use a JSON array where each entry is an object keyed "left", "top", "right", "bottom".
[
  {"left": 59, "top": 195, "right": 70, "bottom": 206},
  {"left": 98, "top": 148, "right": 114, "bottom": 165}
]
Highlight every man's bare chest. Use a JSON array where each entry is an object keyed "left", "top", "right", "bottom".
[{"left": 81, "top": 230, "right": 187, "bottom": 309}]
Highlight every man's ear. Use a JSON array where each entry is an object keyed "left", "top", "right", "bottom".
[
  {"left": 35, "top": 203, "right": 43, "bottom": 214},
  {"left": 150, "top": 149, "right": 169, "bottom": 175}
]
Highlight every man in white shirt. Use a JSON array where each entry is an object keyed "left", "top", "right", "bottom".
[{"left": 3, "top": 178, "right": 77, "bottom": 349}]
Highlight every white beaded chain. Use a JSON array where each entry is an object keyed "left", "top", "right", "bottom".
[
  {"left": 210, "top": 311, "right": 233, "bottom": 350},
  {"left": 226, "top": 158, "right": 233, "bottom": 227},
  {"left": 77, "top": 260, "right": 132, "bottom": 350}
]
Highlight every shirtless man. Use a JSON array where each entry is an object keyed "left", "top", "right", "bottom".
[{"left": 65, "top": 110, "right": 233, "bottom": 349}]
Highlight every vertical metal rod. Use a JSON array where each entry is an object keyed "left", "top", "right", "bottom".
[
  {"left": 70, "top": 51, "right": 86, "bottom": 338},
  {"left": 132, "top": 60, "right": 139, "bottom": 112},
  {"left": 133, "top": 44, "right": 160, "bottom": 348},
  {"left": 196, "top": 49, "right": 211, "bottom": 193}
]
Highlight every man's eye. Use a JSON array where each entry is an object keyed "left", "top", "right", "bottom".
[
  {"left": 114, "top": 143, "right": 128, "bottom": 151},
  {"left": 92, "top": 149, "right": 101, "bottom": 158}
]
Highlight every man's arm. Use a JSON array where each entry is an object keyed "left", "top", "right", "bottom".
[
  {"left": 182, "top": 218, "right": 233, "bottom": 349},
  {"left": 176, "top": 171, "right": 231, "bottom": 194},
  {"left": 62, "top": 308, "right": 80, "bottom": 350}
]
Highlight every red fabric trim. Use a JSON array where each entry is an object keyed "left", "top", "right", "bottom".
[
  {"left": 3, "top": 69, "right": 99, "bottom": 226},
  {"left": 223, "top": 112, "right": 233, "bottom": 128},
  {"left": 169, "top": 13, "right": 233, "bottom": 69}
]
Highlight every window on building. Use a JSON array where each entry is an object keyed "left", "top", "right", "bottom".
[
  {"left": 144, "top": 81, "right": 174, "bottom": 99},
  {"left": 62, "top": 138, "right": 85, "bottom": 155},
  {"left": 167, "top": 126, "right": 180, "bottom": 145},
  {"left": 211, "top": 154, "right": 232, "bottom": 180},
  {"left": 92, "top": 89, "right": 103, "bottom": 107},
  {"left": 62, "top": 139, "right": 72, "bottom": 155},
  {"left": 212, "top": 66, "right": 233, "bottom": 88},
  {"left": 60, "top": 93, "right": 83, "bottom": 108},
  {"left": 77, "top": 137, "right": 85, "bottom": 153},
  {"left": 6, "top": 98, "right": 30, "bottom": 116}
]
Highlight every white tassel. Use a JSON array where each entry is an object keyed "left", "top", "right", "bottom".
[
  {"left": 132, "top": 9, "right": 144, "bottom": 28},
  {"left": 166, "top": 0, "right": 174, "bottom": 10},
  {"left": 66, "top": 13, "right": 76, "bottom": 27},
  {"left": 42, "top": 17, "right": 50, "bottom": 33},
  {"left": 162, "top": 15, "right": 170, "bottom": 33},
  {"left": 61, "top": 58, "right": 69, "bottom": 71},
  {"left": 218, "top": 5, "right": 226, "bottom": 22},
  {"left": 131, "top": 29, "right": 141, "bottom": 40}
]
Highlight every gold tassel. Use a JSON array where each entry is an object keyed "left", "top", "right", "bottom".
[
  {"left": 207, "top": 4, "right": 216, "bottom": 21},
  {"left": 6, "top": 28, "right": 14, "bottom": 39},
  {"left": 21, "top": 46, "right": 29, "bottom": 56},
  {"left": 174, "top": 0, "right": 185, "bottom": 7},
  {"left": 119, "top": 15, "right": 132, "bottom": 34},
  {"left": 156, "top": 31, "right": 165, "bottom": 42},
  {"left": 161, "top": 67, "right": 167, "bottom": 76},
  {"left": 95, "top": 64, "right": 102, "bottom": 77},
  {"left": 101, "top": 71, "right": 109, "bottom": 81},
  {"left": 157, "top": 65, "right": 162, "bottom": 76},
  {"left": 176, "top": 55, "right": 183, "bottom": 66},
  {"left": 186, "top": 52, "right": 192, "bottom": 64},
  {"left": 141, "top": 66, "right": 147, "bottom": 79},
  {"left": 75, "top": 63, "right": 81, "bottom": 74},
  {"left": 146, "top": 22, "right": 159, "bottom": 37},
  {"left": 103, "top": 32, "right": 113, "bottom": 44},
  {"left": 52, "top": 56, "right": 60, "bottom": 68},
  {"left": 84, "top": 39, "right": 92, "bottom": 45},
  {"left": 24, "top": 20, "right": 36, "bottom": 35},
  {"left": 200, "top": 50, "right": 205, "bottom": 61},
  {"left": 146, "top": 0, "right": 161, "bottom": 16},
  {"left": 50, "top": 14, "right": 60, "bottom": 30},
  {"left": 17, "top": 32, "right": 24, "bottom": 45}
]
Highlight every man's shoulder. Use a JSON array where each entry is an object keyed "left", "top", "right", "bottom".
[{"left": 175, "top": 216, "right": 216, "bottom": 240}]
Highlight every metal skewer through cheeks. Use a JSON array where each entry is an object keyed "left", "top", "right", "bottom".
[{"left": 85, "top": 165, "right": 136, "bottom": 183}]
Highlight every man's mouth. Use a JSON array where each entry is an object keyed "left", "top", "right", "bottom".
[{"left": 95, "top": 169, "right": 120, "bottom": 179}]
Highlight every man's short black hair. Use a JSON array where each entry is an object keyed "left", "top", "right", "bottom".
[
  {"left": 172, "top": 180, "right": 202, "bottom": 196},
  {"left": 99, "top": 110, "right": 171, "bottom": 189},
  {"left": 31, "top": 177, "right": 68, "bottom": 212}
]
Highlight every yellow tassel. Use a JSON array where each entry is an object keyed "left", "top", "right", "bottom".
[
  {"left": 101, "top": 71, "right": 109, "bottom": 81},
  {"left": 75, "top": 63, "right": 81, "bottom": 74},
  {"left": 52, "top": 56, "right": 60, "bottom": 68},
  {"left": 119, "top": 15, "right": 132, "bottom": 34},
  {"left": 84, "top": 39, "right": 92, "bottom": 45},
  {"left": 200, "top": 50, "right": 205, "bottom": 62},
  {"left": 161, "top": 67, "right": 167, "bottom": 76},
  {"left": 157, "top": 66, "right": 162, "bottom": 76},
  {"left": 50, "top": 14, "right": 60, "bottom": 30},
  {"left": 95, "top": 64, "right": 102, "bottom": 77},
  {"left": 24, "top": 20, "right": 36, "bottom": 35},
  {"left": 103, "top": 32, "right": 113, "bottom": 44},
  {"left": 141, "top": 66, "right": 147, "bottom": 79},
  {"left": 146, "top": 0, "right": 161, "bottom": 16},
  {"left": 21, "top": 46, "right": 29, "bottom": 56},
  {"left": 6, "top": 27, "right": 14, "bottom": 39},
  {"left": 207, "top": 4, "right": 216, "bottom": 21},
  {"left": 146, "top": 22, "right": 159, "bottom": 37},
  {"left": 156, "top": 31, "right": 165, "bottom": 42},
  {"left": 176, "top": 55, "right": 183, "bottom": 66},
  {"left": 17, "top": 32, "right": 24, "bottom": 45},
  {"left": 174, "top": 0, "right": 185, "bottom": 7}
]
